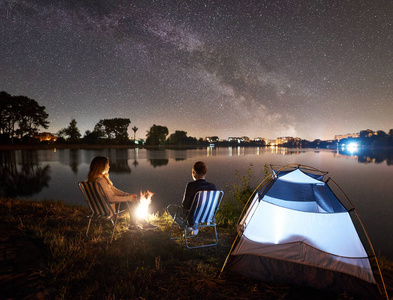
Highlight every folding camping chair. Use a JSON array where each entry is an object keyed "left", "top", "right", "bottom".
[
  {"left": 168, "top": 190, "right": 224, "bottom": 249},
  {"left": 78, "top": 181, "right": 128, "bottom": 244}
]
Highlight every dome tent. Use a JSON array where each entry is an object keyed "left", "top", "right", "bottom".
[{"left": 220, "top": 164, "right": 388, "bottom": 299}]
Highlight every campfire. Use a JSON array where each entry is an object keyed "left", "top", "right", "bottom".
[{"left": 136, "top": 190, "right": 154, "bottom": 220}]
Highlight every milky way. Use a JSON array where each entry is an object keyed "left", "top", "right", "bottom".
[{"left": 1, "top": 0, "right": 392, "bottom": 140}]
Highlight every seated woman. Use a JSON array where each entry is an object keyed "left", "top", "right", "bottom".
[{"left": 87, "top": 156, "right": 156, "bottom": 232}]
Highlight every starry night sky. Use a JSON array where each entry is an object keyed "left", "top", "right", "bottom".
[{"left": 1, "top": 0, "right": 392, "bottom": 141}]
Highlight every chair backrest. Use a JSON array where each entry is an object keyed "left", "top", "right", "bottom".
[
  {"left": 79, "top": 181, "right": 114, "bottom": 217},
  {"left": 190, "top": 190, "right": 224, "bottom": 224}
]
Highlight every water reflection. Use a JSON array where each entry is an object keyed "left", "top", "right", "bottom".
[
  {"left": 0, "top": 150, "right": 51, "bottom": 198},
  {"left": 110, "top": 159, "right": 132, "bottom": 173},
  {"left": 57, "top": 148, "right": 82, "bottom": 174},
  {"left": 149, "top": 159, "right": 169, "bottom": 167},
  {"left": 132, "top": 148, "right": 139, "bottom": 167},
  {"left": 145, "top": 149, "right": 169, "bottom": 168},
  {"left": 1, "top": 147, "right": 393, "bottom": 199},
  {"left": 69, "top": 149, "right": 79, "bottom": 174},
  {"left": 224, "top": 146, "right": 309, "bottom": 156},
  {"left": 334, "top": 148, "right": 393, "bottom": 165}
]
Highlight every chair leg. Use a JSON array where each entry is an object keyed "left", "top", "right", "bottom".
[
  {"left": 110, "top": 216, "right": 119, "bottom": 244},
  {"left": 169, "top": 218, "right": 183, "bottom": 240},
  {"left": 86, "top": 218, "right": 92, "bottom": 237},
  {"left": 169, "top": 212, "right": 189, "bottom": 240},
  {"left": 185, "top": 225, "right": 218, "bottom": 249}
]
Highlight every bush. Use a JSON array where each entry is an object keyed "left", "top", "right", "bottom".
[{"left": 217, "top": 164, "right": 254, "bottom": 226}]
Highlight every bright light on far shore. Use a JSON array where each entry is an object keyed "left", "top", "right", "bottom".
[
  {"left": 347, "top": 142, "right": 359, "bottom": 153},
  {"left": 136, "top": 190, "right": 154, "bottom": 219}
]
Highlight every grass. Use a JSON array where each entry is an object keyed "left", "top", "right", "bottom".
[{"left": 1, "top": 197, "right": 392, "bottom": 300}]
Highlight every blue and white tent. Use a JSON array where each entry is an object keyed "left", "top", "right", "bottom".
[{"left": 221, "top": 164, "right": 388, "bottom": 299}]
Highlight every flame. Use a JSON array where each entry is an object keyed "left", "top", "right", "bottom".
[{"left": 136, "top": 190, "right": 154, "bottom": 219}]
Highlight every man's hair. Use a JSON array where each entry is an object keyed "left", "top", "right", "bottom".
[{"left": 193, "top": 161, "right": 207, "bottom": 176}]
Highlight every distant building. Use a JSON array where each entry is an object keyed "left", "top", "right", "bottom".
[
  {"left": 275, "top": 137, "right": 302, "bottom": 147},
  {"left": 359, "top": 129, "right": 377, "bottom": 138},
  {"left": 334, "top": 133, "right": 360, "bottom": 141},
  {"left": 129, "top": 138, "right": 144, "bottom": 145},
  {"left": 276, "top": 137, "right": 292, "bottom": 145},
  {"left": 228, "top": 136, "right": 250, "bottom": 143},
  {"left": 35, "top": 132, "right": 57, "bottom": 142},
  {"left": 205, "top": 136, "right": 219, "bottom": 143},
  {"left": 276, "top": 137, "right": 288, "bottom": 145},
  {"left": 264, "top": 139, "right": 276, "bottom": 146}
]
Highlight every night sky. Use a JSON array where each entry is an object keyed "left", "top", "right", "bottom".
[{"left": 1, "top": 0, "right": 392, "bottom": 141}]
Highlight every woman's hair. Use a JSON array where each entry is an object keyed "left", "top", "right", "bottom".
[{"left": 87, "top": 156, "right": 112, "bottom": 185}]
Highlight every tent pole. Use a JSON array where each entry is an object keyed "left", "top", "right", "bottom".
[
  {"left": 329, "top": 177, "right": 389, "bottom": 300},
  {"left": 236, "top": 175, "right": 272, "bottom": 226},
  {"left": 219, "top": 165, "right": 274, "bottom": 277},
  {"left": 352, "top": 208, "right": 389, "bottom": 299},
  {"left": 218, "top": 232, "right": 240, "bottom": 276}
]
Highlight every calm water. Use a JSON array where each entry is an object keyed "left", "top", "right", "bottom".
[{"left": 1, "top": 147, "right": 393, "bottom": 258}]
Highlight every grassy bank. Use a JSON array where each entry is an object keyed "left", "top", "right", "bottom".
[{"left": 1, "top": 198, "right": 392, "bottom": 299}]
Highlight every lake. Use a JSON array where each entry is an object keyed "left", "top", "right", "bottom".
[{"left": 1, "top": 146, "right": 393, "bottom": 258}]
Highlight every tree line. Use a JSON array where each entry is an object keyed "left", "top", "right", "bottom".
[
  {"left": 2, "top": 91, "right": 393, "bottom": 148},
  {"left": 58, "top": 120, "right": 205, "bottom": 146},
  {"left": 57, "top": 118, "right": 133, "bottom": 144},
  {"left": 0, "top": 91, "right": 205, "bottom": 146}
]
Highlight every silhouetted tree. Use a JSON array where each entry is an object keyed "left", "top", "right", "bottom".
[
  {"left": 389, "top": 129, "right": 393, "bottom": 146},
  {"left": 83, "top": 130, "right": 104, "bottom": 144},
  {"left": 132, "top": 126, "right": 138, "bottom": 141},
  {"left": 146, "top": 124, "right": 168, "bottom": 145},
  {"left": 58, "top": 119, "right": 81, "bottom": 143},
  {"left": 0, "top": 91, "right": 16, "bottom": 143},
  {"left": 167, "top": 130, "right": 187, "bottom": 145},
  {"left": 0, "top": 91, "right": 49, "bottom": 144},
  {"left": 16, "top": 96, "right": 49, "bottom": 141},
  {"left": 90, "top": 119, "right": 130, "bottom": 143}
]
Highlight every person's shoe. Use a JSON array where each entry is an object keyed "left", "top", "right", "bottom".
[
  {"left": 186, "top": 227, "right": 198, "bottom": 236},
  {"left": 139, "top": 222, "right": 157, "bottom": 231},
  {"left": 128, "top": 225, "right": 139, "bottom": 233}
]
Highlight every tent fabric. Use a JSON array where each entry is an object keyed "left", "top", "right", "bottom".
[
  {"left": 263, "top": 180, "right": 347, "bottom": 213},
  {"left": 233, "top": 234, "right": 375, "bottom": 283},
  {"left": 273, "top": 168, "right": 325, "bottom": 181},
  {"left": 242, "top": 201, "right": 368, "bottom": 259},
  {"left": 227, "top": 165, "right": 380, "bottom": 297},
  {"left": 277, "top": 168, "right": 324, "bottom": 184},
  {"left": 228, "top": 254, "right": 380, "bottom": 298},
  {"left": 261, "top": 168, "right": 346, "bottom": 213}
]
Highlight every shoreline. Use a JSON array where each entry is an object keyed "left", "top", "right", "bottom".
[{"left": 1, "top": 143, "right": 393, "bottom": 151}]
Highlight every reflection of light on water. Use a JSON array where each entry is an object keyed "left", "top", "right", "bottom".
[
  {"left": 207, "top": 146, "right": 212, "bottom": 156},
  {"left": 136, "top": 190, "right": 153, "bottom": 219},
  {"left": 347, "top": 142, "right": 358, "bottom": 153},
  {"left": 341, "top": 142, "right": 358, "bottom": 154}
]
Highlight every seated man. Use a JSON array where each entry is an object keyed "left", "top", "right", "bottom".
[{"left": 167, "top": 161, "right": 217, "bottom": 236}]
